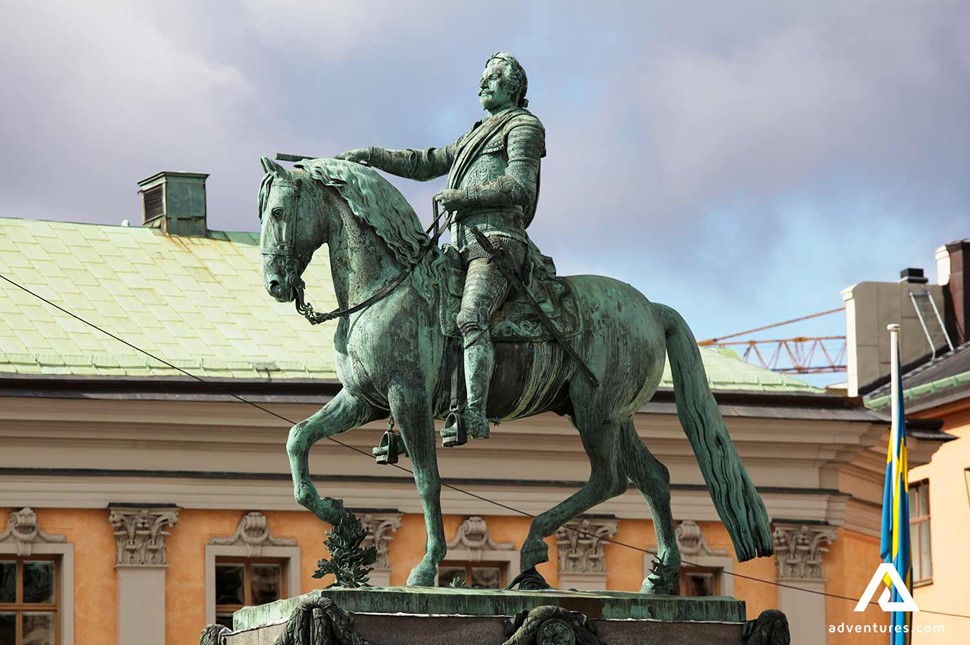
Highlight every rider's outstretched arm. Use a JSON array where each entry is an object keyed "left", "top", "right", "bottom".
[{"left": 335, "top": 145, "right": 456, "bottom": 181}]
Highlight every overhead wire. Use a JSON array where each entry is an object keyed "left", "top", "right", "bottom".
[{"left": 2, "top": 270, "right": 968, "bottom": 620}]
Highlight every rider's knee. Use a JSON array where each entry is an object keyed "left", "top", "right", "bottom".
[{"left": 456, "top": 309, "right": 487, "bottom": 337}]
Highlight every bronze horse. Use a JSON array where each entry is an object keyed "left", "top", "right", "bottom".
[{"left": 258, "top": 156, "right": 772, "bottom": 592}]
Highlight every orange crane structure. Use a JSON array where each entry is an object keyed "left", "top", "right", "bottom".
[{"left": 698, "top": 308, "right": 847, "bottom": 375}]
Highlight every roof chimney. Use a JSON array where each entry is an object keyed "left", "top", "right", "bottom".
[
  {"left": 842, "top": 267, "right": 949, "bottom": 396},
  {"left": 941, "top": 239, "right": 970, "bottom": 345},
  {"left": 899, "top": 267, "right": 928, "bottom": 284},
  {"left": 136, "top": 171, "right": 209, "bottom": 237}
]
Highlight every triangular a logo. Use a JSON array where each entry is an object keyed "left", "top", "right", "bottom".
[{"left": 854, "top": 563, "right": 919, "bottom": 613}]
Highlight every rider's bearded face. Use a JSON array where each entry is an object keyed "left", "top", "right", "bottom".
[{"left": 479, "top": 61, "right": 515, "bottom": 111}]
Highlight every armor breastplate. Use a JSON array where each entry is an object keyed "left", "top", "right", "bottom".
[
  {"left": 449, "top": 132, "right": 527, "bottom": 249},
  {"left": 456, "top": 139, "right": 509, "bottom": 190}
]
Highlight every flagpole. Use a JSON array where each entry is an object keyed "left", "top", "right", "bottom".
[
  {"left": 888, "top": 323, "right": 901, "bottom": 484},
  {"left": 885, "top": 323, "right": 913, "bottom": 644}
]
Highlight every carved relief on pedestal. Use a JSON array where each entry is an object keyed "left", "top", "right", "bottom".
[
  {"left": 675, "top": 520, "right": 729, "bottom": 557},
  {"left": 208, "top": 511, "right": 296, "bottom": 558},
  {"left": 556, "top": 517, "right": 617, "bottom": 575},
  {"left": 0, "top": 507, "right": 66, "bottom": 556},
  {"left": 108, "top": 505, "right": 180, "bottom": 567},
  {"left": 358, "top": 512, "right": 402, "bottom": 570},
  {"left": 772, "top": 524, "right": 837, "bottom": 581},
  {"left": 447, "top": 516, "right": 515, "bottom": 562}
]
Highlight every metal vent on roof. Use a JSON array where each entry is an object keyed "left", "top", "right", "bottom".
[{"left": 142, "top": 185, "right": 164, "bottom": 223}]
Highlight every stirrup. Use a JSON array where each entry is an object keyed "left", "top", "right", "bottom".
[
  {"left": 441, "top": 410, "right": 467, "bottom": 448},
  {"left": 373, "top": 429, "right": 408, "bottom": 465}
]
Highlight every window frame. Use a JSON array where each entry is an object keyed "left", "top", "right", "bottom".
[
  {"left": 678, "top": 564, "right": 723, "bottom": 597},
  {"left": 204, "top": 544, "right": 300, "bottom": 626},
  {"left": 0, "top": 545, "right": 72, "bottom": 645},
  {"left": 436, "top": 559, "right": 509, "bottom": 589},
  {"left": 0, "top": 553, "right": 65, "bottom": 645},
  {"left": 214, "top": 556, "right": 288, "bottom": 624},
  {"left": 909, "top": 479, "right": 932, "bottom": 586}
]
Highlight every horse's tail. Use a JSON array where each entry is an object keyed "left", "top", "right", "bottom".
[{"left": 654, "top": 302, "right": 774, "bottom": 561}]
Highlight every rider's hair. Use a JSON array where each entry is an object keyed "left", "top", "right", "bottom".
[{"left": 487, "top": 52, "right": 529, "bottom": 108}]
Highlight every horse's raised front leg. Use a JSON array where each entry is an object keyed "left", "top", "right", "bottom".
[
  {"left": 388, "top": 384, "right": 445, "bottom": 587},
  {"left": 286, "top": 389, "right": 379, "bottom": 524}
]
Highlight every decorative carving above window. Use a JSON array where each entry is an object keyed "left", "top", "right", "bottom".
[
  {"left": 772, "top": 524, "right": 837, "bottom": 581},
  {"left": 675, "top": 520, "right": 729, "bottom": 557},
  {"left": 446, "top": 517, "right": 514, "bottom": 562},
  {"left": 556, "top": 517, "right": 617, "bottom": 575},
  {"left": 0, "top": 507, "right": 66, "bottom": 557},
  {"left": 108, "top": 505, "right": 180, "bottom": 567},
  {"left": 208, "top": 512, "right": 297, "bottom": 558}
]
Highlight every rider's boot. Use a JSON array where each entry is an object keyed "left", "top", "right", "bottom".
[
  {"left": 461, "top": 331, "right": 493, "bottom": 440},
  {"left": 442, "top": 330, "right": 493, "bottom": 443}
]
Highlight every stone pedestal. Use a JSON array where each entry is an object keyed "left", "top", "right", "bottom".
[{"left": 201, "top": 587, "right": 790, "bottom": 645}]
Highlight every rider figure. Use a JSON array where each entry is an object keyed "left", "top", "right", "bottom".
[{"left": 336, "top": 52, "right": 545, "bottom": 443}]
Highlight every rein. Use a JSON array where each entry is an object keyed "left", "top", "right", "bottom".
[{"left": 281, "top": 194, "right": 451, "bottom": 326}]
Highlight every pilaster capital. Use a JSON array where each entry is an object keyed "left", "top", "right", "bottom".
[
  {"left": 357, "top": 512, "right": 402, "bottom": 570},
  {"left": 556, "top": 516, "right": 618, "bottom": 575},
  {"left": 108, "top": 505, "right": 180, "bottom": 568},
  {"left": 772, "top": 523, "right": 837, "bottom": 581}
]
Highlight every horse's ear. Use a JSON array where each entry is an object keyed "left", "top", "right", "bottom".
[{"left": 260, "top": 156, "right": 287, "bottom": 177}]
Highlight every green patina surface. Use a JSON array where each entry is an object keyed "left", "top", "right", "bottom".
[
  {"left": 233, "top": 587, "right": 746, "bottom": 631},
  {"left": 0, "top": 217, "right": 818, "bottom": 394}
]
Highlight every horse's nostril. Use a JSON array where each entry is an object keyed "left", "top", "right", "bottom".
[{"left": 269, "top": 279, "right": 281, "bottom": 293}]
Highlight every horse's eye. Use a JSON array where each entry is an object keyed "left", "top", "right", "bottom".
[{"left": 271, "top": 207, "right": 284, "bottom": 220}]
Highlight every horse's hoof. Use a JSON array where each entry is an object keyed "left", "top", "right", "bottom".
[
  {"left": 507, "top": 567, "right": 553, "bottom": 591},
  {"left": 406, "top": 567, "right": 436, "bottom": 587},
  {"left": 640, "top": 557, "right": 680, "bottom": 595}
]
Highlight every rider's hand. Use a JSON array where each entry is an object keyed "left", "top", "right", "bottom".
[
  {"left": 434, "top": 188, "right": 465, "bottom": 212},
  {"left": 333, "top": 148, "right": 371, "bottom": 164}
]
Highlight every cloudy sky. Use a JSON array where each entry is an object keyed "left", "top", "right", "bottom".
[{"left": 2, "top": 1, "right": 968, "bottom": 379}]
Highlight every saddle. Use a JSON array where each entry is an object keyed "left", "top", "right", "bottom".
[{"left": 435, "top": 246, "right": 583, "bottom": 341}]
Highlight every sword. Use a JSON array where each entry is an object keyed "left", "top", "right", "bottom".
[{"left": 468, "top": 226, "right": 599, "bottom": 388}]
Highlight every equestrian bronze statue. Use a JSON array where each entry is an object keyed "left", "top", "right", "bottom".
[{"left": 258, "top": 52, "right": 773, "bottom": 594}]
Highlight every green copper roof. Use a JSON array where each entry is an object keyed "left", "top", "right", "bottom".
[
  {"left": 0, "top": 217, "right": 821, "bottom": 393},
  {"left": 0, "top": 218, "right": 338, "bottom": 379}
]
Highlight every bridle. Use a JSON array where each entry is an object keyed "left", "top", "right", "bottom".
[{"left": 262, "top": 176, "right": 450, "bottom": 326}]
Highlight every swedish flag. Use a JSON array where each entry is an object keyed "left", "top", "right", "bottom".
[{"left": 880, "top": 342, "right": 912, "bottom": 644}]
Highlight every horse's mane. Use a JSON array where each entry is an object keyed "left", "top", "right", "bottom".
[
  {"left": 298, "top": 158, "right": 431, "bottom": 262},
  {"left": 292, "top": 158, "right": 442, "bottom": 302}
]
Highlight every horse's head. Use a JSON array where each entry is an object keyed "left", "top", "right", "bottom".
[{"left": 258, "top": 156, "right": 323, "bottom": 303}]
